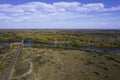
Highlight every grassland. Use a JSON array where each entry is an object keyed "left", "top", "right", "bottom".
[
  {"left": 0, "top": 48, "right": 16, "bottom": 79},
  {"left": 0, "top": 30, "right": 120, "bottom": 80},
  {"left": 1, "top": 48, "right": 119, "bottom": 80}
]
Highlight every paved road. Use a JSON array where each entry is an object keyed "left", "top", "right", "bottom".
[{"left": 2, "top": 37, "right": 25, "bottom": 80}]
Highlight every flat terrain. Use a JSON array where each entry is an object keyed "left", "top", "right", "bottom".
[
  {"left": 1, "top": 48, "right": 119, "bottom": 80},
  {"left": 0, "top": 30, "right": 120, "bottom": 80}
]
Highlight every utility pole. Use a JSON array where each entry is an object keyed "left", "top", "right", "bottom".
[{"left": 54, "top": 38, "right": 57, "bottom": 48}]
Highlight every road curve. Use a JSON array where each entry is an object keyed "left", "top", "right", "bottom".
[{"left": 12, "top": 61, "right": 33, "bottom": 79}]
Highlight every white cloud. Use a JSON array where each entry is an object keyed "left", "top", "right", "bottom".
[
  {"left": 0, "top": 2, "right": 120, "bottom": 22},
  {"left": 53, "top": 2, "right": 80, "bottom": 12},
  {"left": 81, "top": 3, "right": 104, "bottom": 11},
  {"left": 103, "top": 6, "right": 120, "bottom": 11},
  {"left": 0, "top": 13, "right": 11, "bottom": 20}
]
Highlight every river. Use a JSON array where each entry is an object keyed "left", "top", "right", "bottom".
[{"left": 0, "top": 42, "right": 120, "bottom": 54}]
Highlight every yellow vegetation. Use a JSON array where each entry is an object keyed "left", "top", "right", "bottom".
[{"left": 10, "top": 42, "right": 24, "bottom": 48}]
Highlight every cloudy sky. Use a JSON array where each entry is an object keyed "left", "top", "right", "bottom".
[{"left": 0, "top": 0, "right": 120, "bottom": 29}]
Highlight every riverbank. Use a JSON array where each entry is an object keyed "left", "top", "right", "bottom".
[
  {"left": 0, "top": 30, "right": 120, "bottom": 48},
  {"left": 0, "top": 42, "right": 120, "bottom": 54}
]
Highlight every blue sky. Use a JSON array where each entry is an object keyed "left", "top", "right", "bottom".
[{"left": 0, "top": 0, "right": 120, "bottom": 29}]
